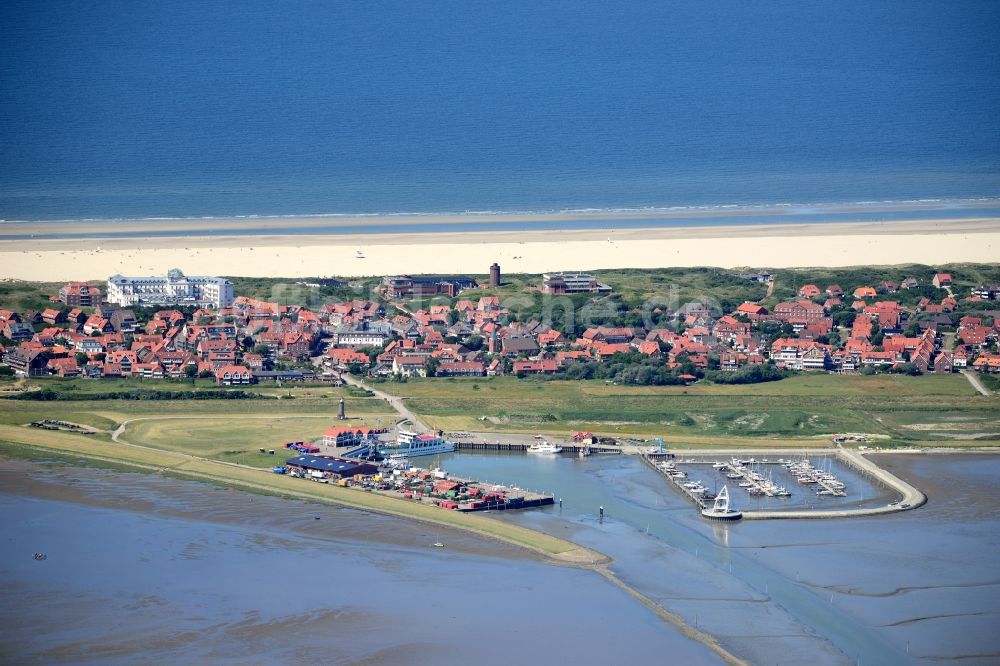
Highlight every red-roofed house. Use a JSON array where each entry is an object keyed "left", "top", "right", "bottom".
[
  {"left": 58, "top": 282, "right": 101, "bottom": 307},
  {"left": 436, "top": 361, "right": 485, "bottom": 377},
  {"left": 215, "top": 365, "right": 254, "bottom": 385},
  {"left": 971, "top": 353, "right": 1000, "bottom": 373},
  {"left": 773, "top": 301, "right": 825, "bottom": 324},
  {"left": 513, "top": 359, "right": 558, "bottom": 375},
  {"left": 46, "top": 357, "right": 80, "bottom": 377},
  {"left": 735, "top": 303, "right": 768, "bottom": 318},
  {"left": 323, "top": 426, "right": 377, "bottom": 448},
  {"left": 932, "top": 273, "right": 953, "bottom": 289},
  {"left": 798, "top": 285, "right": 821, "bottom": 298}
]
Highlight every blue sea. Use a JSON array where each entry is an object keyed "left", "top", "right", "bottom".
[{"left": 1, "top": 1, "right": 998, "bottom": 222}]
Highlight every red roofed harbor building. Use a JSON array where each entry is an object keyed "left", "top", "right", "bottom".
[{"left": 323, "top": 426, "right": 378, "bottom": 448}]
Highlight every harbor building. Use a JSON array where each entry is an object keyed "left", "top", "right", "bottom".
[
  {"left": 106, "top": 268, "right": 235, "bottom": 308},
  {"left": 541, "top": 272, "right": 612, "bottom": 295}
]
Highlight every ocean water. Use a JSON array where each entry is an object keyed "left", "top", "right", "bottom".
[{"left": 1, "top": 1, "right": 999, "bottom": 221}]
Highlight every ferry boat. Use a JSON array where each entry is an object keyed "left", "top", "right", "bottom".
[
  {"left": 382, "top": 430, "right": 455, "bottom": 460},
  {"left": 701, "top": 486, "right": 742, "bottom": 521},
  {"left": 527, "top": 441, "right": 563, "bottom": 454}
]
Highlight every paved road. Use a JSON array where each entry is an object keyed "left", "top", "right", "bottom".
[
  {"left": 339, "top": 373, "right": 430, "bottom": 433},
  {"left": 961, "top": 369, "right": 992, "bottom": 396}
]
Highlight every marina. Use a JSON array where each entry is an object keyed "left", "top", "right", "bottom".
[{"left": 641, "top": 449, "right": 923, "bottom": 520}]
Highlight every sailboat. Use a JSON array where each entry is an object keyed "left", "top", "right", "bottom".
[{"left": 701, "top": 485, "right": 743, "bottom": 521}]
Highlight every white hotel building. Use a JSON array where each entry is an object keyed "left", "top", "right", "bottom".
[{"left": 107, "top": 268, "right": 235, "bottom": 309}]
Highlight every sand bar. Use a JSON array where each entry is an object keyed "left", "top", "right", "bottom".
[{"left": 1, "top": 217, "right": 998, "bottom": 281}]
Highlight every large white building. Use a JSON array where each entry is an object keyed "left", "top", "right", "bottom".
[
  {"left": 107, "top": 268, "right": 235, "bottom": 308},
  {"left": 541, "top": 272, "right": 612, "bottom": 294}
]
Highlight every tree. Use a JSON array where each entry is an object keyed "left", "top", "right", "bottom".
[
  {"left": 184, "top": 365, "right": 198, "bottom": 378},
  {"left": 425, "top": 356, "right": 440, "bottom": 377},
  {"left": 75, "top": 352, "right": 89, "bottom": 366}
]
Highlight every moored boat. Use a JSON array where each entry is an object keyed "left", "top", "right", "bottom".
[
  {"left": 701, "top": 486, "right": 742, "bottom": 521},
  {"left": 527, "top": 441, "right": 563, "bottom": 454},
  {"left": 381, "top": 430, "right": 455, "bottom": 459}
]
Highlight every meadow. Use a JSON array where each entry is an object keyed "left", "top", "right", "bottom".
[
  {"left": 391, "top": 374, "right": 1000, "bottom": 447},
  {"left": 0, "top": 378, "right": 397, "bottom": 468}
]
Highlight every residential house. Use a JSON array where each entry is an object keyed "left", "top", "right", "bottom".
[
  {"left": 58, "top": 281, "right": 101, "bottom": 307},
  {"left": 436, "top": 361, "right": 485, "bottom": 377},
  {"left": 215, "top": 364, "right": 254, "bottom": 385},
  {"left": 825, "top": 285, "right": 845, "bottom": 297},
  {"left": 392, "top": 355, "right": 428, "bottom": 378},
  {"left": 46, "top": 357, "right": 80, "bottom": 377},
  {"left": 932, "top": 273, "right": 953, "bottom": 289},
  {"left": 501, "top": 336, "right": 540, "bottom": 358},
  {"left": 971, "top": 353, "right": 1000, "bottom": 373},
  {"left": 513, "top": 359, "right": 558, "bottom": 375},
  {"left": 772, "top": 300, "right": 825, "bottom": 324},
  {"left": 3, "top": 346, "right": 49, "bottom": 376},
  {"left": 3, "top": 322, "right": 35, "bottom": 341},
  {"left": 798, "top": 284, "right": 821, "bottom": 299},
  {"left": 41, "top": 308, "right": 66, "bottom": 325}
]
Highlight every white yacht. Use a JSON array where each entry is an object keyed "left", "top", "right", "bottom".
[
  {"left": 382, "top": 430, "right": 455, "bottom": 459},
  {"left": 527, "top": 441, "right": 563, "bottom": 454}
]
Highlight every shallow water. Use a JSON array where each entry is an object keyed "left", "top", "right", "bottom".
[
  {"left": 3, "top": 452, "right": 997, "bottom": 664},
  {"left": 439, "top": 451, "right": 1000, "bottom": 664},
  {"left": 0, "top": 460, "right": 721, "bottom": 665}
]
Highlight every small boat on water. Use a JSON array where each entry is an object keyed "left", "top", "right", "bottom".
[
  {"left": 701, "top": 486, "right": 742, "bottom": 521},
  {"left": 527, "top": 441, "right": 563, "bottom": 454}
]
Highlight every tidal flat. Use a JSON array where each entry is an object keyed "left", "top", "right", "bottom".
[{"left": 0, "top": 458, "right": 720, "bottom": 665}]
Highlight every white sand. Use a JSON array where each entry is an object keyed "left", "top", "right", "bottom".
[{"left": 1, "top": 217, "right": 998, "bottom": 281}]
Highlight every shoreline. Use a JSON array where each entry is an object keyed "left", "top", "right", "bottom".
[
  {"left": 0, "top": 438, "right": 744, "bottom": 665},
  {"left": 2, "top": 217, "right": 999, "bottom": 280}
]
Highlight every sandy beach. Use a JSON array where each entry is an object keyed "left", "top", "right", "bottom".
[{"left": 2, "top": 216, "right": 998, "bottom": 281}]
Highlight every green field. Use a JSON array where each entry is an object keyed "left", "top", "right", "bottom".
[
  {"left": 0, "top": 378, "right": 398, "bottom": 468},
  {"left": 391, "top": 374, "right": 1000, "bottom": 446}
]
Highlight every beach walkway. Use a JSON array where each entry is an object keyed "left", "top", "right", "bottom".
[
  {"left": 961, "top": 369, "right": 992, "bottom": 396},
  {"left": 339, "top": 374, "right": 430, "bottom": 432}
]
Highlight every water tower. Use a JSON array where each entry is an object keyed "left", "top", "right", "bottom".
[{"left": 490, "top": 262, "right": 501, "bottom": 287}]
